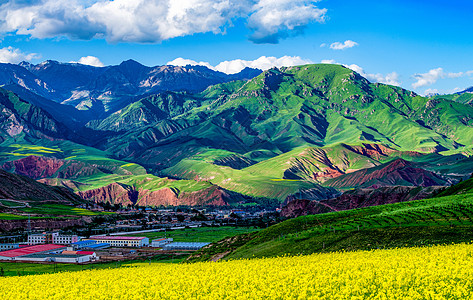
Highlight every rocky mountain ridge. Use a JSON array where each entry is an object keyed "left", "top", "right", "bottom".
[{"left": 0, "top": 60, "right": 262, "bottom": 123}]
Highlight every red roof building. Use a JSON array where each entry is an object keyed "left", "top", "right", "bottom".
[{"left": 0, "top": 244, "right": 66, "bottom": 260}]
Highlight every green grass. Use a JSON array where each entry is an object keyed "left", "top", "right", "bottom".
[
  {"left": 162, "top": 156, "right": 329, "bottom": 201},
  {"left": 436, "top": 178, "right": 473, "bottom": 197},
  {"left": 0, "top": 254, "right": 189, "bottom": 277},
  {"left": 0, "top": 213, "right": 29, "bottom": 220},
  {"left": 190, "top": 192, "right": 473, "bottom": 261},
  {"left": 21, "top": 204, "right": 113, "bottom": 217},
  {"left": 124, "top": 226, "right": 260, "bottom": 243}
]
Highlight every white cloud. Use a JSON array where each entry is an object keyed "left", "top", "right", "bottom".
[
  {"left": 0, "top": 0, "right": 327, "bottom": 44},
  {"left": 412, "top": 68, "right": 444, "bottom": 89},
  {"left": 247, "top": 0, "right": 327, "bottom": 43},
  {"left": 423, "top": 87, "right": 466, "bottom": 96},
  {"left": 0, "top": 46, "right": 38, "bottom": 64},
  {"left": 321, "top": 59, "right": 336, "bottom": 64},
  {"left": 70, "top": 56, "right": 104, "bottom": 67},
  {"left": 166, "top": 58, "right": 214, "bottom": 70},
  {"left": 412, "top": 67, "right": 473, "bottom": 89},
  {"left": 330, "top": 40, "right": 358, "bottom": 50},
  {"left": 322, "top": 60, "right": 400, "bottom": 86},
  {"left": 423, "top": 88, "right": 439, "bottom": 96},
  {"left": 167, "top": 55, "right": 313, "bottom": 74},
  {"left": 344, "top": 63, "right": 364, "bottom": 75},
  {"left": 347, "top": 64, "right": 400, "bottom": 86},
  {"left": 366, "top": 72, "right": 400, "bottom": 87}
]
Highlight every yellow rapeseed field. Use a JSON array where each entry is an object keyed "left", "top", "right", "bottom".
[{"left": 1, "top": 243, "right": 473, "bottom": 299}]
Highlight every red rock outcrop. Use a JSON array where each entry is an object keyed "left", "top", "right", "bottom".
[
  {"left": 281, "top": 186, "right": 444, "bottom": 218},
  {"left": 77, "top": 183, "right": 135, "bottom": 205},
  {"left": 137, "top": 188, "right": 179, "bottom": 206},
  {"left": 312, "top": 167, "right": 344, "bottom": 180},
  {"left": 77, "top": 184, "right": 228, "bottom": 206},
  {"left": 343, "top": 143, "right": 396, "bottom": 160},
  {"left": 2, "top": 155, "right": 64, "bottom": 179},
  {"left": 325, "top": 158, "right": 450, "bottom": 188},
  {"left": 1, "top": 155, "right": 106, "bottom": 180}
]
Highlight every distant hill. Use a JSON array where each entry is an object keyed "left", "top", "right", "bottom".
[
  {"left": 281, "top": 186, "right": 443, "bottom": 217},
  {"left": 431, "top": 88, "right": 473, "bottom": 105},
  {"left": 324, "top": 158, "right": 451, "bottom": 189},
  {"left": 0, "top": 169, "right": 83, "bottom": 204},
  {"left": 0, "top": 87, "right": 71, "bottom": 140},
  {"left": 436, "top": 178, "right": 473, "bottom": 197}
]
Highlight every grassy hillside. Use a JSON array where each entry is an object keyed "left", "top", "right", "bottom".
[
  {"left": 2, "top": 64, "right": 473, "bottom": 206},
  {"left": 94, "top": 64, "right": 473, "bottom": 166},
  {"left": 84, "top": 64, "right": 473, "bottom": 203},
  {"left": 436, "top": 178, "right": 473, "bottom": 197},
  {"left": 190, "top": 183, "right": 473, "bottom": 261},
  {"left": 432, "top": 92, "right": 473, "bottom": 105}
]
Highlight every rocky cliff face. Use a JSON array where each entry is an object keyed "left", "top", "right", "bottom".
[
  {"left": 281, "top": 186, "right": 444, "bottom": 218},
  {"left": 77, "top": 183, "right": 135, "bottom": 205},
  {"left": 77, "top": 184, "right": 228, "bottom": 206},
  {"left": 2, "top": 155, "right": 132, "bottom": 181},
  {"left": 324, "top": 158, "right": 451, "bottom": 188},
  {"left": 0, "top": 60, "right": 262, "bottom": 123},
  {"left": 2, "top": 156, "right": 65, "bottom": 179}
]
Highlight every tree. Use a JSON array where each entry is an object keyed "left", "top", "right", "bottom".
[
  {"left": 191, "top": 213, "right": 208, "bottom": 221},
  {"left": 0, "top": 267, "right": 4, "bottom": 277}
]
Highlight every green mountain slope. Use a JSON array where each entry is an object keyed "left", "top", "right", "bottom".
[
  {"left": 432, "top": 92, "right": 473, "bottom": 105},
  {"left": 98, "top": 64, "right": 473, "bottom": 164},
  {"left": 0, "top": 88, "right": 70, "bottom": 140},
  {"left": 93, "top": 65, "right": 473, "bottom": 202},
  {"left": 2, "top": 64, "right": 473, "bottom": 206}
]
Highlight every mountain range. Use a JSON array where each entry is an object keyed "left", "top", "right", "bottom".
[
  {"left": 0, "top": 60, "right": 262, "bottom": 126},
  {"left": 0, "top": 61, "right": 472, "bottom": 208}
]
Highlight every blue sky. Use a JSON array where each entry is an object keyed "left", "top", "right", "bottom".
[{"left": 0, "top": 0, "right": 472, "bottom": 95}]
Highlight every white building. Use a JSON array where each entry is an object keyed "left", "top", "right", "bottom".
[
  {"left": 0, "top": 243, "right": 20, "bottom": 251},
  {"left": 85, "top": 236, "right": 149, "bottom": 247},
  {"left": 19, "top": 252, "right": 96, "bottom": 263},
  {"left": 28, "top": 232, "right": 80, "bottom": 245},
  {"left": 151, "top": 238, "right": 173, "bottom": 248}
]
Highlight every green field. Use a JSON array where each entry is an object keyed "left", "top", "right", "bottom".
[
  {"left": 21, "top": 204, "right": 114, "bottom": 217},
  {"left": 125, "top": 226, "right": 260, "bottom": 243},
  {"left": 0, "top": 254, "right": 188, "bottom": 277},
  {"left": 0, "top": 204, "right": 113, "bottom": 220},
  {"left": 0, "top": 213, "right": 30, "bottom": 220}
]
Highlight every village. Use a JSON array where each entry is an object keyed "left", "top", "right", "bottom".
[
  {"left": 0, "top": 206, "right": 279, "bottom": 265},
  {"left": 0, "top": 232, "right": 208, "bottom": 264}
]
